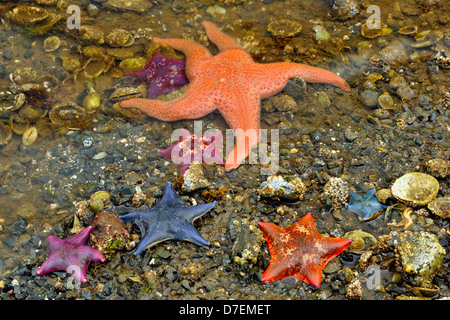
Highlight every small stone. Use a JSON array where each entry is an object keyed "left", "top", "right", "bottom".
[
  {"left": 11, "top": 217, "right": 28, "bottom": 236},
  {"left": 359, "top": 89, "right": 378, "bottom": 107},
  {"left": 344, "top": 127, "right": 359, "bottom": 142},
  {"left": 346, "top": 279, "right": 363, "bottom": 300},
  {"left": 92, "top": 151, "right": 107, "bottom": 160}
]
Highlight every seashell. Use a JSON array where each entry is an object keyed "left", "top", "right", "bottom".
[
  {"left": 267, "top": 19, "right": 303, "bottom": 38},
  {"left": 10, "top": 93, "right": 27, "bottom": 111},
  {"left": 7, "top": 6, "right": 48, "bottom": 25},
  {"left": 25, "top": 13, "right": 61, "bottom": 36},
  {"left": 83, "top": 56, "right": 114, "bottom": 78},
  {"left": 22, "top": 126, "right": 38, "bottom": 146},
  {"left": 428, "top": 197, "right": 450, "bottom": 218},
  {"left": 49, "top": 102, "right": 86, "bottom": 126},
  {"left": 391, "top": 172, "right": 439, "bottom": 207},
  {"left": 19, "top": 104, "right": 44, "bottom": 121},
  {"left": 361, "top": 21, "right": 392, "bottom": 39},
  {"left": 398, "top": 26, "right": 418, "bottom": 35},
  {"left": 43, "top": 36, "right": 61, "bottom": 52},
  {"left": 118, "top": 56, "right": 147, "bottom": 73},
  {"left": 106, "top": 28, "right": 134, "bottom": 47},
  {"left": 74, "top": 25, "right": 105, "bottom": 45},
  {"left": 376, "top": 188, "right": 393, "bottom": 204},
  {"left": 112, "top": 102, "right": 146, "bottom": 119},
  {"left": 412, "top": 30, "right": 443, "bottom": 48},
  {"left": 377, "top": 92, "right": 395, "bottom": 110},
  {"left": 0, "top": 123, "right": 12, "bottom": 145},
  {"left": 9, "top": 114, "right": 30, "bottom": 135},
  {"left": 343, "top": 230, "right": 377, "bottom": 254},
  {"left": 109, "top": 86, "right": 143, "bottom": 102}
]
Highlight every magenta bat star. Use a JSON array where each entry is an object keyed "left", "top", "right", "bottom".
[
  {"left": 126, "top": 49, "right": 188, "bottom": 99},
  {"left": 36, "top": 226, "right": 105, "bottom": 283},
  {"left": 158, "top": 128, "right": 224, "bottom": 174}
]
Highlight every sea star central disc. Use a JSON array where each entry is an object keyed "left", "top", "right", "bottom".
[{"left": 258, "top": 213, "right": 352, "bottom": 288}]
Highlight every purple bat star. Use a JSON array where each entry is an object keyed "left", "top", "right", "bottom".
[
  {"left": 36, "top": 226, "right": 105, "bottom": 283},
  {"left": 159, "top": 128, "right": 224, "bottom": 174},
  {"left": 126, "top": 49, "right": 188, "bottom": 99}
]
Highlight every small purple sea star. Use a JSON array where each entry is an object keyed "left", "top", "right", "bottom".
[
  {"left": 158, "top": 128, "right": 224, "bottom": 174},
  {"left": 126, "top": 49, "right": 188, "bottom": 99},
  {"left": 36, "top": 226, "right": 105, "bottom": 283}
]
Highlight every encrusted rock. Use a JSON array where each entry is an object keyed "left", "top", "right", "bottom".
[
  {"left": 322, "top": 177, "right": 349, "bottom": 208},
  {"left": 396, "top": 231, "right": 445, "bottom": 286},
  {"left": 181, "top": 161, "right": 210, "bottom": 192},
  {"left": 258, "top": 175, "right": 306, "bottom": 201},
  {"left": 231, "top": 219, "right": 264, "bottom": 276},
  {"left": 424, "top": 158, "right": 449, "bottom": 178},
  {"left": 89, "top": 210, "right": 131, "bottom": 259},
  {"left": 346, "top": 278, "right": 363, "bottom": 300}
]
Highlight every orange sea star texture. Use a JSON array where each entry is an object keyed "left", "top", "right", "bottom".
[
  {"left": 121, "top": 21, "right": 351, "bottom": 171},
  {"left": 258, "top": 212, "right": 352, "bottom": 288}
]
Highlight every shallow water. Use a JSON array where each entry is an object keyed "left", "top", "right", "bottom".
[{"left": 0, "top": 0, "right": 449, "bottom": 300}]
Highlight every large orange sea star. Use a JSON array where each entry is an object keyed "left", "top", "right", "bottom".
[{"left": 121, "top": 21, "right": 351, "bottom": 171}]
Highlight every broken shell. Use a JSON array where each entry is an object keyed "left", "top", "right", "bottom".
[
  {"left": 49, "top": 103, "right": 86, "bottom": 126},
  {"left": 22, "top": 126, "right": 38, "bottom": 146},
  {"left": 83, "top": 56, "right": 114, "bottom": 78},
  {"left": 412, "top": 30, "right": 444, "bottom": 48},
  {"left": 25, "top": 13, "right": 61, "bottom": 36},
  {"left": 43, "top": 36, "right": 61, "bottom": 52},
  {"left": 0, "top": 123, "right": 12, "bottom": 145},
  {"left": 106, "top": 28, "right": 134, "bottom": 47},
  {"left": 377, "top": 92, "right": 395, "bottom": 110},
  {"left": 398, "top": 26, "right": 418, "bottom": 35},
  {"left": 343, "top": 230, "right": 377, "bottom": 254},
  {"left": 361, "top": 22, "right": 392, "bottom": 39},
  {"left": 9, "top": 114, "right": 30, "bottom": 135},
  {"left": 267, "top": 19, "right": 303, "bottom": 38},
  {"left": 391, "top": 172, "right": 439, "bottom": 207},
  {"left": 376, "top": 188, "right": 393, "bottom": 204},
  {"left": 7, "top": 6, "right": 48, "bottom": 25},
  {"left": 428, "top": 197, "right": 450, "bottom": 218}
]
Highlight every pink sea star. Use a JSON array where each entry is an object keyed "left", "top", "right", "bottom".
[
  {"left": 158, "top": 128, "right": 224, "bottom": 174},
  {"left": 36, "top": 226, "right": 105, "bottom": 283}
]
